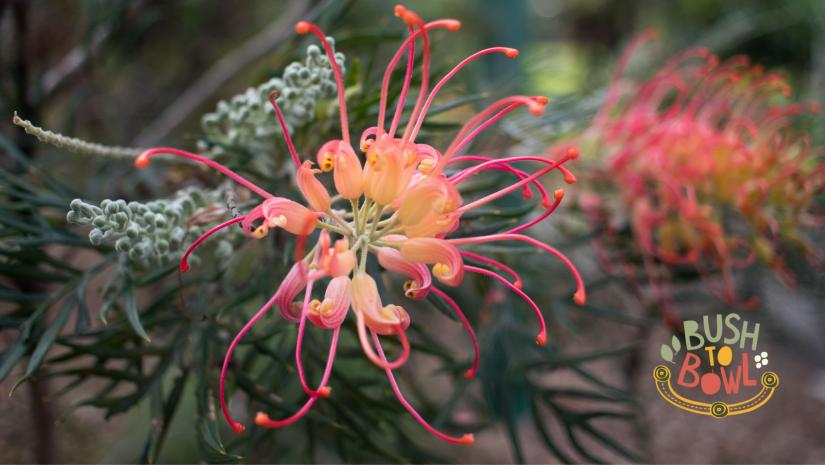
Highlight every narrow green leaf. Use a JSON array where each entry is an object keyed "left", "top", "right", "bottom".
[
  {"left": 530, "top": 397, "right": 576, "bottom": 464},
  {"left": 0, "top": 300, "right": 51, "bottom": 382},
  {"left": 503, "top": 397, "right": 526, "bottom": 464},
  {"left": 0, "top": 262, "right": 72, "bottom": 281},
  {"left": 0, "top": 340, "right": 28, "bottom": 384},
  {"left": 142, "top": 370, "right": 189, "bottom": 464},
  {"left": 580, "top": 420, "right": 642, "bottom": 462},
  {"left": 0, "top": 289, "right": 49, "bottom": 303},
  {"left": 124, "top": 288, "right": 151, "bottom": 342},
  {"left": 98, "top": 297, "right": 115, "bottom": 324},
  {"left": 23, "top": 298, "right": 74, "bottom": 377},
  {"left": 73, "top": 263, "right": 109, "bottom": 334}
]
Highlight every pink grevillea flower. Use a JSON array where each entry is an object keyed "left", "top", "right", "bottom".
[
  {"left": 565, "top": 30, "right": 824, "bottom": 320},
  {"left": 135, "top": 5, "right": 584, "bottom": 445}
]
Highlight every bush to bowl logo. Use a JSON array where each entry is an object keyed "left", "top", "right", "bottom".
[{"left": 653, "top": 313, "right": 779, "bottom": 418}]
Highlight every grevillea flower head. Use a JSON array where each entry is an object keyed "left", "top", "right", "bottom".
[
  {"left": 570, "top": 30, "right": 824, "bottom": 314},
  {"left": 134, "top": 5, "right": 584, "bottom": 445}
]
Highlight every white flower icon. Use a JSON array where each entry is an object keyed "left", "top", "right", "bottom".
[{"left": 754, "top": 351, "right": 769, "bottom": 369}]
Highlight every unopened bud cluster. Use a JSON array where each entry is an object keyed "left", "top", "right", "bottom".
[
  {"left": 198, "top": 39, "right": 345, "bottom": 160},
  {"left": 67, "top": 188, "right": 239, "bottom": 268}
]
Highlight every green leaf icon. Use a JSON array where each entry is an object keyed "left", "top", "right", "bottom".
[
  {"left": 660, "top": 344, "right": 674, "bottom": 363},
  {"left": 671, "top": 335, "right": 681, "bottom": 354}
]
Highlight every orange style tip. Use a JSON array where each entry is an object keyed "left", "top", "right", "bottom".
[
  {"left": 566, "top": 147, "right": 580, "bottom": 159},
  {"left": 318, "top": 386, "right": 332, "bottom": 398},
  {"left": 399, "top": 9, "right": 421, "bottom": 26},
  {"left": 460, "top": 434, "right": 475, "bottom": 445},
  {"left": 295, "top": 21, "right": 311, "bottom": 34},
  {"left": 504, "top": 48, "right": 519, "bottom": 58},
  {"left": 535, "top": 333, "right": 547, "bottom": 346},
  {"left": 179, "top": 262, "right": 190, "bottom": 273},
  {"left": 573, "top": 290, "right": 586, "bottom": 306},
  {"left": 464, "top": 369, "right": 476, "bottom": 380},
  {"left": 445, "top": 19, "right": 462, "bottom": 31},
  {"left": 534, "top": 96, "right": 549, "bottom": 105},
  {"left": 529, "top": 106, "right": 545, "bottom": 116},
  {"left": 394, "top": 4, "right": 407, "bottom": 16},
  {"left": 231, "top": 422, "right": 246, "bottom": 434},
  {"left": 135, "top": 153, "right": 151, "bottom": 169},
  {"left": 254, "top": 412, "right": 271, "bottom": 426},
  {"left": 554, "top": 188, "right": 565, "bottom": 201},
  {"left": 514, "top": 280, "right": 523, "bottom": 289},
  {"left": 563, "top": 173, "right": 577, "bottom": 184}
]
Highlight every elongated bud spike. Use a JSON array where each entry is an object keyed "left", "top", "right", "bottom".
[
  {"left": 573, "top": 289, "right": 586, "bottom": 306},
  {"left": 135, "top": 152, "right": 150, "bottom": 169},
  {"left": 295, "top": 21, "right": 310, "bottom": 34},
  {"left": 535, "top": 330, "right": 547, "bottom": 346},
  {"left": 504, "top": 48, "right": 519, "bottom": 58}
]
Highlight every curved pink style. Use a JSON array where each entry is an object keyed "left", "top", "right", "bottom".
[
  {"left": 180, "top": 216, "right": 245, "bottom": 273},
  {"left": 376, "top": 19, "right": 461, "bottom": 138},
  {"left": 219, "top": 290, "right": 281, "bottom": 434},
  {"left": 459, "top": 250, "right": 522, "bottom": 288},
  {"left": 295, "top": 21, "right": 351, "bottom": 145},
  {"left": 255, "top": 327, "right": 341, "bottom": 428},
  {"left": 431, "top": 287, "right": 479, "bottom": 379},
  {"left": 135, "top": 148, "right": 274, "bottom": 199},
  {"left": 465, "top": 265, "right": 547, "bottom": 345},
  {"left": 372, "top": 331, "right": 475, "bottom": 445},
  {"left": 409, "top": 47, "right": 519, "bottom": 140},
  {"left": 451, "top": 234, "right": 586, "bottom": 308},
  {"left": 268, "top": 92, "right": 302, "bottom": 168}
]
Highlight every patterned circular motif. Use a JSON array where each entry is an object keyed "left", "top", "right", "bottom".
[
  {"left": 710, "top": 402, "right": 729, "bottom": 418},
  {"left": 761, "top": 371, "right": 779, "bottom": 388},
  {"left": 654, "top": 365, "right": 670, "bottom": 382}
]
